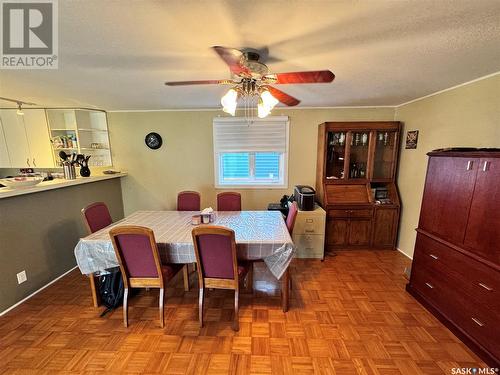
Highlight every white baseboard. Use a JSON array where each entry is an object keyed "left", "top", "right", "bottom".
[
  {"left": 396, "top": 247, "right": 413, "bottom": 260},
  {"left": 0, "top": 266, "right": 78, "bottom": 317}
]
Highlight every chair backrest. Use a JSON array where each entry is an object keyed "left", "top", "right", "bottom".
[
  {"left": 217, "top": 192, "right": 241, "bottom": 211},
  {"left": 109, "top": 226, "right": 163, "bottom": 284},
  {"left": 81, "top": 202, "right": 113, "bottom": 234},
  {"left": 286, "top": 201, "right": 298, "bottom": 235},
  {"left": 177, "top": 191, "right": 201, "bottom": 211},
  {"left": 192, "top": 226, "right": 238, "bottom": 280}
]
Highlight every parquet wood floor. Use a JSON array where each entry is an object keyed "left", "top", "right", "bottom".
[{"left": 0, "top": 251, "right": 486, "bottom": 374}]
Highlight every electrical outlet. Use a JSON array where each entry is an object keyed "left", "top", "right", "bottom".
[{"left": 17, "top": 270, "right": 27, "bottom": 284}]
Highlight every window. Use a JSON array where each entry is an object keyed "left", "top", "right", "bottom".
[{"left": 213, "top": 116, "right": 289, "bottom": 188}]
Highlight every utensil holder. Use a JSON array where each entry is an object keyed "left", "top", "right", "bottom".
[{"left": 63, "top": 163, "right": 76, "bottom": 180}]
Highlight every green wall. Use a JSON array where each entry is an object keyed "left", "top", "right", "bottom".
[
  {"left": 395, "top": 74, "right": 500, "bottom": 258},
  {"left": 0, "top": 178, "right": 124, "bottom": 313}
]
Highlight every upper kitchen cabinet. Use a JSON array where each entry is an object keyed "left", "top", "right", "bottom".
[
  {"left": 0, "top": 109, "right": 55, "bottom": 168},
  {"left": 46, "top": 109, "right": 112, "bottom": 167},
  {"left": 23, "top": 109, "right": 54, "bottom": 168}
]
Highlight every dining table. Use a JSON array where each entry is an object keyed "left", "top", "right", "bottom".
[{"left": 74, "top": 210, "right": 295, "bottom": 311}]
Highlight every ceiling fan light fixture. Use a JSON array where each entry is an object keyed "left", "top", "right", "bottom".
[
  {"left": 257, "top": 97, "right": 271, "bottom": 119},
  {"left": 16, "top": 102, "right": 24, "bottom": 116},
  {"left": 221, "top": 88, "right": 238, "bottom": 116},
  {"left": 260, "top": 89, "right": 279, "bottom": 112}
]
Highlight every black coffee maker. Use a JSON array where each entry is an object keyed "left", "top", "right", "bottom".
[{"left": 294, "top": 185, "right": 315, "bottom": 211}]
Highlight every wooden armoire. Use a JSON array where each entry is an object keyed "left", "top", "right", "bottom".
[
  {"left": 407, "top": 150, "right": 500, "bottom": 366},
  {"left": 316, "top": 122, "right": 401, "bottom": 251}
]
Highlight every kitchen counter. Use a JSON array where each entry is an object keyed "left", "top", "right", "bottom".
[{"left": 0, "top": 173, "right": 127, "bottom": 199}]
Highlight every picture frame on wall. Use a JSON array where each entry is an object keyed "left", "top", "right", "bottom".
[{"left": 405, "top": 130, "right": 419, "bottom": 149}]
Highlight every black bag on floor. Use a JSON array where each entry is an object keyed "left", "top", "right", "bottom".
[{"left": 98, "top": 267, "right": 124, "bottom": 317}]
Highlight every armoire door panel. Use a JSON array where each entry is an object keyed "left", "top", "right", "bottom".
[
  {"left": 464, "top": 158, "right": 500, "bottom": 264},
  {"left": 419, "top": 156, "right": 478, "bottom": 245}
]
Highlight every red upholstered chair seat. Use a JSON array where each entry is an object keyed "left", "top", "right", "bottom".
[
  {"left": 162, "top": 264, "right": 184, "bottom": 281},
  {"left": 82, "top": 202, "right": 113, "bottom": 233},
  {"left": 177, "top": 191, "right": 201, "bottom": 211},
  {"left": 110, "top": 225, "right": 188, "bottom": 328},
  {"left": 217, "top": 192, "right": 242, "bottom": 211},
  {"left": 238, "top": 263, "right": 250, "bottom": 278},
  {"left": 192, "top": 225, "right": 249, "bottom": 331}
]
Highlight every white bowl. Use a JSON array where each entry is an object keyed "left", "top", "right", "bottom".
[{"left": 0, "top": 176, "right": 43, "bottom": 189}]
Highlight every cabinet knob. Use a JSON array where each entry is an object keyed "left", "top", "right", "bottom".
[
  {"left": 429, "top": 254, "right": 438, "bottom": 260},
  {"left": 482, "top": 161, "right": 490, "bottom": 172},
  {"left": 425, "top": 282, "right": 434, "bottom": 289},
  {"left": 466, "top": 160, "right": 473, "bottom": 170},
  {"left": 471, "top": 317, "right": 484, "bottom": 327},
  {"left": 478, "top": 282, "right": 493, "bottom": 291}
]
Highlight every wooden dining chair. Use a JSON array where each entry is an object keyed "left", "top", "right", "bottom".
[
  {"left": 284, "top": 201, "right": 298, "bottom": 295},
  {"left": 82, "top": 202, "right": 113, "bottom": 234},
  {"left": 109, "top": 225, "right": 187, "bottom": 328},
  {"left": 192, "top": 225, "right": 250, "bottom": 331},
  {"left": 286, "top": 201, "right": 299, "bottom": 235},
  {"left": 217, "top": 192, "right": 241, "bottom": 211},
  {"left": 177, "top": 191, "right": 201, "bottom": 211},
  {"left": 81, "top": 202, "right": 113, "bottom": 307}
]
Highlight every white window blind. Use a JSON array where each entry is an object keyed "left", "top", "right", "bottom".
[
  {"left": 213, "top": 116, "right": 289, "bottom": 153},
  {"left": 213, "top": 116, "right": 289, "bottom": 188}
]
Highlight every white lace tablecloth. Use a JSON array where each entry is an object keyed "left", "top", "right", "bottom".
[{"left": 74, "top": 210, "right": 295, "bottom": 279}]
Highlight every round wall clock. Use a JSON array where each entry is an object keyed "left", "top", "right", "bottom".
[{"left": 145, "top": 132, "right": 162, "bottom": 150}]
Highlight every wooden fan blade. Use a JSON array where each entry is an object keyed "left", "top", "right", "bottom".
[
  {"left": 263, "top": 70, "right": 335, "bottom": 84},
  {"left": 165, "top": 79, "right": 234, "bottom": 86},
  {"left": 267, "top": 86, "right": 300, "bottom": 106},
  {"left": 212, "top": 46, "right": 251, "bottom": 76}
]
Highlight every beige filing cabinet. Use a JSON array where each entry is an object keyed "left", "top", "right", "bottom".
[{"left": 292, "top": 204, "right": 326, "bottom": 259}]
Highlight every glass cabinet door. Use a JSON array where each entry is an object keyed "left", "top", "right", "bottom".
[
  {"left": 373, "top": 130, "right": 397, "bottom": 179},
  {"left": 325, "top": 131, "right": 346, "bottom": 180},
  {"left": 348, "top": 131, "right": 370, "bottom": 179}
]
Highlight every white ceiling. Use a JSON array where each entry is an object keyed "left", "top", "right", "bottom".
[{"left": 0, "top": 0, "right": 499, "bottom": 110}]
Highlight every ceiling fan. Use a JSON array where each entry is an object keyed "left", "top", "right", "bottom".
[{"left": 165, "top": 46, "right": 335, "bottom": 117}]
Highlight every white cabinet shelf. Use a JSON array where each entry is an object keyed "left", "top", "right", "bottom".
[{"left": 46, "top": 109, "right": 112, "bottom": 167}]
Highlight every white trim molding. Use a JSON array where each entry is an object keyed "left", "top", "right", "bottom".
[
  {"left": 396, "top": 247, "right": 413, "bottom": 260},
  {"left": 396, "top": 71, "right": 500, "bottom": 108},
  {"left": 0, "top": 266, "right": 78, "bottom": 317}
]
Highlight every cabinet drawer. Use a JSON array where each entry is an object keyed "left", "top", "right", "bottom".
[
  {"left": 410, "top": 263, "right": 459, "bottom": 319},
  {"left": 328, "top": 208, "right": 372, "bottom": 218},
  {"left": 350, "top": 209, "right": 373, "bottom": 218},
  {"left": 414, "top": 233, "right": 499, "bottom": 310},
  {"left": 328, "top": 209, "right": 351, "bottom": 218},
  {"left": 292, "top": 234, "right": 325, "bottom": 259},
  {"left": 452, "top": 298, "right": 500, "bottom": 359},
  {"left": 412, "top": 263, "right": 500, "bottom": 359},
  {"left": 293, "top": 214, "right": 326, "bottom": 236}
]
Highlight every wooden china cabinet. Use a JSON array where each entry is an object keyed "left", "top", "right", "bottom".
[{"left": 315, "top": 122, "right": 401, "bottom": 251}]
